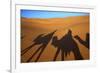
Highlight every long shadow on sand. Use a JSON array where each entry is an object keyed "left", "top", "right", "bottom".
[
  {"left": 21, "top": 29, "right": 89, "bottom": 62},
  {"left": 21, "top": 30, "right": 56, "bottom": 62},
  {"left": 52, "top": 29, "right": 83, "bottom": 61}
]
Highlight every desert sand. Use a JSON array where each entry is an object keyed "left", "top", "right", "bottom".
[{"left": 21, "top": 16, "right": 89, "bottom": 63}]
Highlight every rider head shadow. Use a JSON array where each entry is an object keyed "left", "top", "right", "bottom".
[{"left": 52, "top": 29, "right": 83, "bottom": 61}]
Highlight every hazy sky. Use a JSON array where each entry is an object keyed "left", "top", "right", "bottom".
[{"left": 21, "top": 10, "right": 89, "bottom": 18}]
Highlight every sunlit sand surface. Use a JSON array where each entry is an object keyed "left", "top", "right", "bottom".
[{"left": 21, "top": 16, "right": 89, "bottom": 63}]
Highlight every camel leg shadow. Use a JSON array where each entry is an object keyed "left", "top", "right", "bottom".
[
  {"left": 27, "top": 45, "right": 43, "bottom": 62},
  {"left": 61, "top": 50, "right": 64, "bottom": 61},
  {"left": 35, "top": 45, "right": 46, "bottom": 62},
  {"left": 21, "top": 43, "right": 36, "bottom": 56},
  {"left": 53, "top": 49, "right": 60, "bottom": 61},
  {"left": 27, "top": 45, "right": 47, "bottom": 62},
  {"left": 73, "top": 47, "right": 83, "bottom": 60}
]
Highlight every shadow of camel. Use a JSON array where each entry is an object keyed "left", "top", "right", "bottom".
[
  {"left": 74, "top": 33, "right": 89, "bottom": 49},
  {"left": 21, "top": 33, "right": 44, "bottom": 56},
  {"left": 52, "top": 29, "right": 83, "bottom": 61},
  {"left": 21, "top": 30, "right": 56, "bottom": 62}
]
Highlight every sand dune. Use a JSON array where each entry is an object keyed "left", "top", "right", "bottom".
[
  {"left": 21, "top": 16, "right": 89, "bottom": 30},
  {"left": 21, "top": 15, "right": 89, "bottom": 63}
]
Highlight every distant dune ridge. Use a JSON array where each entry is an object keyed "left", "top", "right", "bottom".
[
  {"left": 21, "top": 16, "right": 89, "bottom": 30},
  {"left": 21, "top": 15, "right": 89, "bottom": 63}
]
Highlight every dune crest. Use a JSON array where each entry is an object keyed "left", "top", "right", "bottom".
[{"left": 21, "top": 16, "right": 89, "bottom": 30}]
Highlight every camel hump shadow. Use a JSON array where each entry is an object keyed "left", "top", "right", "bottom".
[{"left": 52, "top": 29, "right": 83, "bottom": 60}]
